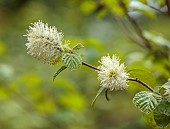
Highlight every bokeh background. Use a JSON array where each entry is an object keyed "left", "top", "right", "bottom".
[{"left": 0, "top": 0, "right": 169, "bottom": 129}]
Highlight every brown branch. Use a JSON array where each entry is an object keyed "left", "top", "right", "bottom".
[
  {"left": 127, "top": 15, "right": 152, "bottom": 50},
  {"left": 119, "top": 1, "right": 152, "bottom": 50},
  {"left": 113, "top": 15, "right": 148, "bottom": 48},
  {"left": 166, "top": 0, "right": 170, "bottom": 16},
  {"left": 128, "top": 78, "right": 155, "bottom": 92},
  {"left": 82, "top": 62, "right": 100, "bottom": 71},
  {"left": 147, "top": 5, "right": 168, "bottom": 16}
]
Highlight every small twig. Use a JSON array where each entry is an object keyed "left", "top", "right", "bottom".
[
  {"left": 82, "top": 62, "right": 100, "bottom": 71},
  {"left": 147, "top": 5, "right": 168, "bottom": 15},
  {"left": 128, "top": 78, "right": 155, "bottom": 92},
  {"left": 119, "top": 1, "right": 152, "bottom": 50},
  {"left": 127, "top": 14, "right": 152, "bottom": 50},
  {"left": 113, "top": 15, "right": 147, "bottom": 48}
]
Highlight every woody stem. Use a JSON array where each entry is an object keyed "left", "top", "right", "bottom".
[
  {"left": 82, "top": 62, "right": 100, "bottom": 71},
  {"left": 82, "top": 62, "right": 154, "bottom": 92},
  {"left": 128, "top": 78, "right": 155, "bottom": 92}
]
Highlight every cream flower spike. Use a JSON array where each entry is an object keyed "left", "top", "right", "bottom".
[
  {"left": 162, "top": 79, "right": 170, "bottom": 102},
  {"left": 97, "top": 54, "right": 129, "bottom": 91},
  {"left": 25, "top": 21, "right": 64, "bottom": 65}
]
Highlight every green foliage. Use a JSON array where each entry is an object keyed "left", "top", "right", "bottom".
[
  {"left": 154, "top": 111, "right": 170, "bottom": 128},
  {"left": 161, "top": 79, "right": 170, "bottom": 90},
  {"left": 143, "top": 31, "right": 170, "bottom": 49},
  {"left": 53, "top": 66, "right": 67, "bottom": 81},
  {"left": 91, "top": 86, "right": 105, "bottom": 108},
  {"left": 160, "top": 80, "right": 170, "bottom": 102},
  {"left": 129, "top": 1, "right": 156, "bottom": 18},
  {"left": 61, "top": 52, "right": 82, "bottom": 70},
  {"left": 129, "top": 69, "right": 156, "bottom": 91},
  {"left": 133, "top": 91, "right": 162, "bottom": 114},
  {"left": 153, "top": 100, "right": 170, "bottom": 128},
  {"left": 138, "top": 0, "right": 166, "bottom": 6},
  {"left": 80, "top": 0, "right": 97, "bottom": 15},
  {"left": 1, "top": 0, "right": 170, "bottom": 128},
  {"left": 72, "top": 43, "right": 84, "bottom": 51},
  {"left": 154, "top": 100, "right": 170, "bottom": 116},
  {"left": 102, "top": 0, "right": 130, "bottom": 16},
  {"left": 142, "top": 113, "right": 159, "bottom": 129}
]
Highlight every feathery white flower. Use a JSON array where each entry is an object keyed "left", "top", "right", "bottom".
[
  {"left": 25, "top": 21, "right": 64, "bottom": 64},
  {"left": 97, "top": 55, "right": 129, "bottom": 91},
  {"left": 164, "top": 88, "right": 170, "bottom": 102}
]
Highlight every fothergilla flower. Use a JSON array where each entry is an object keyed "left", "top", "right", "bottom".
[
  {"left": 25, "top": 21, "right": 64, "bottom": 64},
  {"left": 97, "top": 54, "right": 129, "bottom": 91}
]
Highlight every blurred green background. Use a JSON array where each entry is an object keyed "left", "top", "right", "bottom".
[{"left": 0, "top": 0, "right": 169, "bottom": 129}]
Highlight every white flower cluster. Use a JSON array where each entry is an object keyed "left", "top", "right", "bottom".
[
  {"left": 25, "top": 21, "right": 64, "bottom": 64},
  {"left": 97, "top": 55, "right": 129, "bottom": 91}
]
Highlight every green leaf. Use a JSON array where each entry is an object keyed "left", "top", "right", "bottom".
[
  {"left": 143, "top": 31, "right": 170, "bottom": 49},
  {"left": 160, "top": 79, "right": 170, "bottom": 102},
  {"left": 153, "top": 100, "right": 170, "bottom": 127},
  {"left": 162, "top": 79, "right": 170, "bottom": 90},
  {"left": 91, "top": 86, "right": 105, "bottom": 108},
  {"left": 133, "top": 91, "right": 162, "bottom": 114},
  {"left": 80, "top": 1, "right": 97, "bottom": 15},
  {"left": 129, "top": 69, "right": 156, "bottom": 90},
  {"left": 129, "top": 1, "right": 156, "bottom": 18},
  {"left": 103, "top": 0, "right": 128, "bottom": 16},
  {"left": 142, "top": 113, "right": 160, "bottom": 129},
  {"left": 62, "top": 52, "right": 82, "bottom": 70},
  {"left": 154, "top": 100, "right": 170, "bottom": 116},
  {"left": 72, "top": 43, "right": 84, "bottom": 51},
  {"left": 53, "top": 66, "right": 67, "bottom": 81},
  {"left": 153, "top": 112, "right": 170, "bottom": 128}
]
